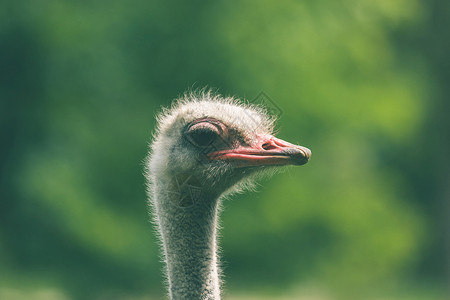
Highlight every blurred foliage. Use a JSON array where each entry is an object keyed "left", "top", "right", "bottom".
[{"left": 0, "top": 0, "right": 448, "bottom": 299}]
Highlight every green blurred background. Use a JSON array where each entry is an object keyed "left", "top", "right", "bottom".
[{"left": 1, "top": 1, "right": 449, "bottom": 299}]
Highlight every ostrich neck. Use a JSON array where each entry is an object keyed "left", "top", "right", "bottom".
[{"left": 153, "top": 180, "right": 222, "bottom": 300}]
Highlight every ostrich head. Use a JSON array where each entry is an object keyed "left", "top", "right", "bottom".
[{"left": 147, "top": 91, "right": 311, "bottom": 206}]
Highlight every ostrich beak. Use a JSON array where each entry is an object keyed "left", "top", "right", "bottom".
[{"left": 208, "top": 135, "right": 311, "bottom": 167}]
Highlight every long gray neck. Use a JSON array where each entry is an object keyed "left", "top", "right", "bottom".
[{"left": 152, "top": 178, "right": 221, "bottom": 300}]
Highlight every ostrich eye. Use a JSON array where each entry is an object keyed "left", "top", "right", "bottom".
[
  {"left": 185, "top": 122, "right": 221, "bottom": 147},
  {"left": 187, "top": 129, "right": 217, "bottom": 147}
]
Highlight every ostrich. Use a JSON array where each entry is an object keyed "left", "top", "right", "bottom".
[{"left": 145, "top": 91, "right": 311, "bottom": 299}]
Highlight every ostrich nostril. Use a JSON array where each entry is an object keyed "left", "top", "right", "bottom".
[{"left": 261, "top": 142, "right": 277, "bottom": 150}]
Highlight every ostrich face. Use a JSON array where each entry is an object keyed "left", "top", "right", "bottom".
[
  {"left": 149, "top": 96, "right": 311, "bottom": 198},
  {"left": 184, "top": 117, "right": 310, "bottom": 167}
]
